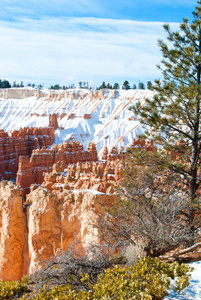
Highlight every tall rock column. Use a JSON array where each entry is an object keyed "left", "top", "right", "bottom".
[
  {"left": 0, "top": 181, "right": 28, "bottom": 281},
  {"left": 26, "top": 187, "right": 61, "bottom": 274},
  {"left": 26, "top": 188, "right": 117, "bottom": 273}
]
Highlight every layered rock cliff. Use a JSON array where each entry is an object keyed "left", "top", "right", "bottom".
[
  {"left": 0, "top": 114, "right": 56, "bottom": 181},
  {"left": 0, "top": 182, "right": 116, "bottom": 280},
  {"left": 42, "top": 159, "right": 122, "bottom": 194},
  {"left": 16, "top": 140, "right": 98, "bottom": 198},
  {"left": 0, "top": 88, "right": 42, "bottom": 100},
  {"left": 0, "top": 88, "right": 155, "bottom": 154}
]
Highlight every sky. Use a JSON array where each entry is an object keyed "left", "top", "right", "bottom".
[{"left": 0, "top": 0, "right": 198, "bottom": 88}]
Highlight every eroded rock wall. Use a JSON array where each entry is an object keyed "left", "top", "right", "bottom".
[
  {"left": 42, "top": 160, "right": 122, "bottom": 194},
  {"left": 0, "top": 181, "right": 28, "bottom": 281},
  {"left": 0, "top": 88, "right": 41, "bottom": 99},
  {"left": 16, "top": 141, "right": 98, "bottom": 198},
  {"left": 0, "top": 126, "right": 55, "bottom": 181},
  {"left": 0, "top": 182, "right": 116, "bottom": 279},
  {"left": 26, "top": 187, "right": 116, "bottom": 274}
]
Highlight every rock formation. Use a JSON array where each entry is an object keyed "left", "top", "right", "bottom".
[
  {"left": 49, "top": 113, "right": 58, "bottom": 129},
  {"left": 27, "top": 187, "right": 116, "bottom": 274},
  {"left": 0, "top": 88, "right": 42, "bottom": 99},
  {"left": 0, "top": 88, "right": 155, "bottom": 154},
  {"left": 0, "top": 181, "right": 28, "bottom": 281},
  {"left": 0, "top": 182, "right": 116, "bottom": 279},
  {"left": 0, "top": 117, "right": 56, "bottom": 181},
  {"left": 16, "top": 141, "right": 98, "bottom": 198},
  {"left": 131, "top": 138, "right": 157, "bottom": 153},
  {"left": 100, "top": 146, "right": 125, "bottom": 161},
  {"left": 100, "top": 139, "right": 156, "bottom": 161},
  {"left": 42, "top": 159, "right": 122, "bottom": 195}
]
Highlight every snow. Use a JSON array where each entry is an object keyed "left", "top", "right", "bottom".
[
  {"left": 84, "top": 189, "right": 105, "bottom": 195},
  {"left": 0, "top": 89, "right": 155, "bottom": 155},
  {"left": 74, "top": 189, "right": 105, "bottom": 195},
  {"left": 165, "top": 261, "right": 201, "bottom": 299}
]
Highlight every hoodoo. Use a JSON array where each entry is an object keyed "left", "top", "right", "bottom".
[{"left": 0, "top": 182, "right": 116, "bottom": 279}]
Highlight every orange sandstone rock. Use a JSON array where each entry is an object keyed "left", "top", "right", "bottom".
[
  {"left": 16, "top": 141, "right": 98, "bottom": 198},
  {"left": 26, "top": 187, "right": 116, "bottom": 274},
  {"left": 131, "top": 138, "right": 157, "bottom": 153},
  {"left": 0, "top": 181, "right": 28, "bottom": 281},
  {"left": 0, "top": 181, "right": 116, "bottom": 279},
  {"left": 0, "top": 125, "right": 55, "bottom": 181},
  {"left": 42, "top": 160, "right": 122, "bottom": 195}
]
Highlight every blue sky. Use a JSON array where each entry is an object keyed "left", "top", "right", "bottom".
[{"left": 0, "top": 0, "right": 198, "bottom": 87}]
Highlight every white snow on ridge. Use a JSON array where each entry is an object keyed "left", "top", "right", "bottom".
[{"left": 0, "top": 88, "right": 154, "bottom": 155}]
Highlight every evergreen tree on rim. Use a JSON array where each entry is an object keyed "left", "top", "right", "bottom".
[
  {"left": 122, "top": 80, "right": 130, "bottom": 90},
  {"left": 131, "top": 1, "right": 201, "bottom": 246}
]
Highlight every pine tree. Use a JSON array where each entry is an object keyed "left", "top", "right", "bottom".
[
  {"left": 113, "top": 83, "right": 120, "bottom": 89},
  {"left": 147, "top": 81, "right": 152, "bottom": 89},
  {"left": 131, "top": 1, "right": 201, "bottom": 246},
  {"left": 122, "top": 80, "right": 130, "bottom": 90},
  {"left": 138, "top": 81, "right": 145, "bottom": 89},
  {"left": 99, "top": 81, "right": 107, "bottom": 89},
  {"left": 0, "top": 79, "right": 11, "bottom": 88}
]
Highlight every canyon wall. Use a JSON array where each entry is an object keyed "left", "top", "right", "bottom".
[
  {"left": 0, "top": 136, "right": 157, "bottom": 280},
  {"left": 16, "top": 141, "right": 98, "bottom": 198},
  {"left": 0, "top": 89, "right": 154, "bottom": 154},
  {"left": 42, "top": 159, "right": 122, "bottom": 194},
  {"left": 16, "top": 138, "right": 155, "bottom": 198},
  {"left": 0, "top": 182, "right": 116, "bottom": 279},
  {"left": 0, "top": 88, "right": 42, "bottom": 99},
  {"left": 0, "top": 114, "right": 57, "bottom": 181}
]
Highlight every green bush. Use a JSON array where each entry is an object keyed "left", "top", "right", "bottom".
[
  {"left": 92, "top": 257, "right": 191, "bottom": 299},
  {"left": 0, "top": 258, "right": 191, "bottom": 299},
  {"left": 19, "top": 257, "right": 192, "bottom": 300},
  {"left": 21, "top": 285, "right": 92, "bottom": 300},
  {"left": 0, "top": 279, "right": 28, "bottom": 299}
]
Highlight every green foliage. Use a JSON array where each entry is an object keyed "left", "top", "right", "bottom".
[
  {"left": 138, "top": 81, "right": 145, "bottom": 89},
  {"left": 98, "top": 81, "right": 107, "bottom": 89},
  {"left": 98, "top": 81, "right": 113, "bottom": 89},
  {"left": 131, "top": 2, "right": 201, "bottom": 198},
  {"left": 113, "top": 82, "right": 120, "bottom": 89},
  {"left": 19, "top": 258, "right": 191, "bottom": 299},
  {"left": 147, "top": 81, "right": 152, "bottom": 89},
  {"left": 93, "top": 257, "right": 191, "bottom": 299},
  {"left": 50, "top": 84, "right": 62, "bottom": 90},
  {"left": 78, "top": 81, "right": 89, "bottom": 89},
  {"left": 122, "top": 80, "right": 130, "bottom": 90},
  {"left": 129, "top": 1, "right": 201, "bottom": 247},
  {"left": 0, "top": 280, "right": 28, "bottom": 299},
  {"left": 21, "top": 284, "right": 92, "bottom": 300},
  {"left": 0, "top": 79, "right": 11, "bottom": 88}
]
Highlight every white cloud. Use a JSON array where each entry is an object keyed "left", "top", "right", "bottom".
[{"left": 0, "top": 17, "right": 179, "bottom": 86}]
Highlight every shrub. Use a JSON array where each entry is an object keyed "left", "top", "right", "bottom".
[
  {"left": 92, "top": 257, "right": 191, "bottom": 299},
  {"left": 123, "top": 240, "right": 145, "bottom": 265},
  {"left": 0, "top": 279, "right": 28, "bottom": 299},
  {"left": 19, "top": 257, "right": 191, "bottom": 299}
]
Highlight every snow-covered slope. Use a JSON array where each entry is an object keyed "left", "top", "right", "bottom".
[{"left": 0, "top": 88, "right": 154, "bottom": 155}]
